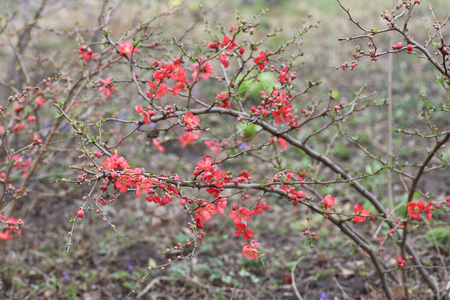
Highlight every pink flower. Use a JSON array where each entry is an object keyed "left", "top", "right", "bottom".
[
  {"left": 0, "top": 231, "right": 12, "bottom": 240},
  {"left": 204, "top": 140, "right": 221, "bottom": 153},
  {"left": 98, "top": 78, "right": 115, "bottom": 98},
  {"left": 78, "top": 46, "right": 94, "bottom": 61},
  {"left": 172, "top": 82, "right": 184, "bottom": 95},
  {"left": 323, "top": 195, "right": 335, "bottom": 207},
  {"left": 221, "top": 35, "right": 237, "bottom": 49},
  {"left": 118, "top": 41, "right": 137, "bottom": 56},
  {"left": 242, "top": 240, "right": 260, "bottom": 260},
  {"left": 101, "top": 153, "right": 130, "bottom": 171},
  {"left": 26, "top": 115, "right": 37, "bottom": 123},
  {"left": 36, "top": 97, "right": 45, "bottom": 106},
  {"left": 135, "top": 178, "right": 152, "bottom": 197},
  {"left": 152, "top": 139, "right": 165, "bottom": 152},
  {"left": 115, "top": 174, "right": 130, "bottom": 193}
]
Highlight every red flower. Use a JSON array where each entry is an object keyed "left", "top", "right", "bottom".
[
  {"left": 98, "top": 78, "right": 115, "bottom": 98},
  {"left": 272, "top": 104, "right": 292, "bottom": 125},
  {"left": 135, "top": 178, "right": 153, "bottom": 196},
  {"left": 0, "top": 231, "right": 12, "bottom": 240},
  {"left": 192, "top": 56, "right": 214, "bottom": 81},
  {"left": 235, "top": 223, "right": 254, "bottom": 240},
  {"left": 184, "top": 113, "right": 200, "bottom": 131},
  {"left": 251, "top": 202, "right": 270, "bottom": 215},
  {"left": 220, "top": 35, "right": 237, "bottom": 50},
  {"left": 101, "top": 153, "right": 130, "bottom": 171},
  {"left": 36, "top": 97, "right": 45, "bottom": 106},
  {"left": 147, "top": 81, "right": 169, "bottom": 99},
  {"left": 115, "top": 174, "right": 131, "bottom": 193},
  {"left": 135, "top": 105, "right": 152, "bottom": 124},
  {"left": 216, "top": 92, "right": 232, "bottom": 108},
  {"left": 353, "top": 204, "right": 370, "bottom": 224},
  {"left": 118, "top": 41, "right": 137, "bottom": 56},
  {"left": 152, "top": 139, "right": 165, "bottom": 152},
  {"left": 197, "top": 157, "right": 212, "bottom": 171},
  {"left": 0, "top": 214, "right": 24, "bottom": 240},
  {"left": 425, "top": 202, "right": 433, "bottom": 221},
  {"left": 229, "top": 207, "right": 252, "bottom": 224},
  {"left": 397, "top": 256, "right": 406, "bottom": 267},
  {"left": 172, "top": 82, "right": 184, "bottom": 95},
  {"left": 178, "top": 130, "right": 201, "bottom": 148},
  {"left": 78, "top": 46, "right": 94, "bottom": 61},
  {"left": 254, "top": 51, "right": 269, "bottom": 70},
  {"left": 323, "top": 195, "right": 335, "bottom": 207},
  {"left": 219, "top": 53, "right": 230, "bottom": 68},
  {"left": 407, "top": 200, "right": 425, "bottom": 220},
  {"left": 146, "top": 194, "right": 172, "bottom": 206},
  {"left": 273, "top": 137, "right": 287, "bottom": 149},
  {"left": 407, "top": 200, "right": 433, "bottom": 221}
]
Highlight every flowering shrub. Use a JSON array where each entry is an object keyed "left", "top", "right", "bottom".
[{"left": 0, "top": 0, "right": 448, "bottom": 299}]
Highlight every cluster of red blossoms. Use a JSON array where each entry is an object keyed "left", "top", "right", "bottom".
[
  {"left": 101, "top": 153, "right": 179, "bottom": 206},
  {"left": 178, "top": 113, "right": 202, "bottom": 148},
  {"left": 5, "top": 95, "right": 46, "bottom": 133},
  {"left": 229, "top": 198, "right": 270, "bottom": 260},
  {"left": 407, "top": 199, "right": 435, "bottom": 221},
  {"left": 0, "top": 214, "right": 24, "bottom": 240},
  {"left": 192, "top": 156, "right": 270, "bottom": 260},
  {"left": 135, "top": 105, "right": 155, "bottom": 124},
  {"left": 353, "top": 204, "right": 371, "bottom": 224},
  {"left": 322, "top": 195, "right": 372, "bottom": 224},
  {"left": 215, "top": 91, "right": 232, "bottom": 108},
  {"left": 272, "top": 172, "right": 306, "bottom": 206},
  {"left": 147, "top": 57, "right": 188, "bottom": 99},
  {"left": 250, "top": 88, "right": 299, "bottom": 128},
  {"left": 396, "top": 256, "right": 407, "bottom": 268},
  {"left": 277, "top": 66, "right": 297, "bottom": 85},
  {"left": 4, "top": 155, "right": 30, "bottom": 175},
  {"left": 391, "top": 42, "right": 414, "bottom": 54},
  {"left": 207, "top": 26, "right": 244, "bottom": 69}
]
